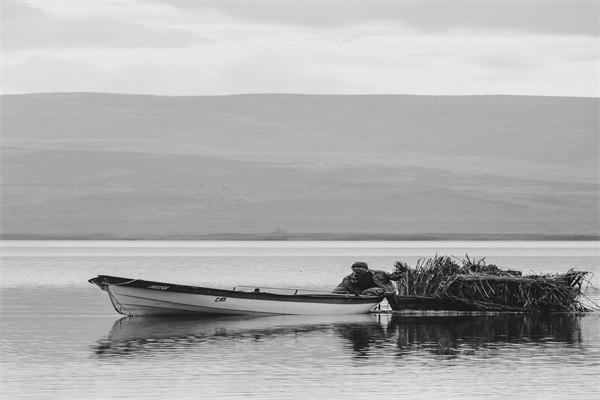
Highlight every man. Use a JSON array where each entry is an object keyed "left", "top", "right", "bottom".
[{"left": 333, "top": 261, "right": 396, "bottom": 295}]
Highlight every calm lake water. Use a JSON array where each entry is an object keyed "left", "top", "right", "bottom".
[{"left": 1, "top": 241, "right": 599, "bottom": 399}]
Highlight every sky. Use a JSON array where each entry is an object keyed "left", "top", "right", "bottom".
[{"left": 1, "top": 0, "right": 598, "bottom": 96}]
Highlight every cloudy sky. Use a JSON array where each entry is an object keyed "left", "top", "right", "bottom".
[{"left": 1, "top": 0, "right": 598, "bottom": 96}]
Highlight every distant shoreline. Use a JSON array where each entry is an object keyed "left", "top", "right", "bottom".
[
  {"left": 4, "top": 93, "right": 598, "bottom": 240},
  {"left": 1, "top": 233, "right": 598, "bottom": 241}
]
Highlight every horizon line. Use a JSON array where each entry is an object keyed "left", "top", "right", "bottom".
[{"left": 1, "top": 91, "right": 598, "bottom": 99}]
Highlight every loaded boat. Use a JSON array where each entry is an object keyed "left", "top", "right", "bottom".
[{"left": 89, "top": 275, "right": 384, "bottom": 316}]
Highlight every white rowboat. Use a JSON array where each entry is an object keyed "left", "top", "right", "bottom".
[{"left": 89, "top": 275, "right": 384, "bottom": 316}]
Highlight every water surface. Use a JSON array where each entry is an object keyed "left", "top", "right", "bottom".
[{"left": 1, "top": 241, "right": 599, "bottom": 399}]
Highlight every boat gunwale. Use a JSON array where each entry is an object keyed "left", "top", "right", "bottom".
[{"left": 89, "top": 275, "right": 384, "bottom": 304}]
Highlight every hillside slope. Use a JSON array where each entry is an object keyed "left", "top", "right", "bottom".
[{"left": 1, "top": 93, "right": 598, "bottom": 238}]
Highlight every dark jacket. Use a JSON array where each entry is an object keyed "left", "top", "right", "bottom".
[{"left": 333, "top": 269, "right": 396, "bottom": 294}]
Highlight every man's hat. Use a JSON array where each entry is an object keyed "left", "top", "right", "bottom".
[{"left": 351, "top": 261, "right": 369, "bottom": 269}]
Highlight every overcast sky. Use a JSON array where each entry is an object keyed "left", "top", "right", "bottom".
[{"left": 1, "top": 0, "right": 598, "bottom": 96}]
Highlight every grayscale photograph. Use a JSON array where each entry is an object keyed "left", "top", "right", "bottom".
[{"left": 1, "top": 0, "right": 599, "bottom": 399}]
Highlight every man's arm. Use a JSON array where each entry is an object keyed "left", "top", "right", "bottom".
[
  {"left": 373, "top": 270, "right": 397, "bottom": 294},
  {"left": 332, "top": 276, "right": 356, "bottom": 294}
]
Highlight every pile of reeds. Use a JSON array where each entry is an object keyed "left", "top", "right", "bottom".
[{"left": 390, "top": 256, "right": 592, "bottom": 312}]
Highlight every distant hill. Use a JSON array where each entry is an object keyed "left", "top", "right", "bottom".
[{"left": 1, "top": 93, "right": 598, "bottom": 239}]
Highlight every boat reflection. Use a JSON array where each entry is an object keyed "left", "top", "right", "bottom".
[
  {"left": 94, "top": 312, "right": 588, "bottom": 360},
  {"left": 334, "top": 319, "right": 389, "bottom": 358},
  {"left": 385, "top": 313, "right": 584, "bottom": 358},
  {"left": 94, "top": 314, "right": 380, "bottom": 357},
  {"left": 331, "top": 313, "right": 586, "bottom": 359}
]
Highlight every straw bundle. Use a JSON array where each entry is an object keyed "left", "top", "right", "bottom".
[{"left": 391, "top": 256, "right": 592, "bottom": 312}]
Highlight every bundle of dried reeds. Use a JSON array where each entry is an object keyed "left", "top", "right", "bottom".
[{"left": 391, "top": 256, "right": 592, "bottom": 312}]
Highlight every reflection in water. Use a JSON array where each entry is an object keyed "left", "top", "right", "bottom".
[
  {"left": 335, "top": 319, "right": 389, "bottom": 358},
  {"left": 94, "top": 312, "right": 587, "bottom": 362},
  {"left": 94, "top": 314, "right": 380, "bottom": 357},
  {"left": 331, "top": 313, "right": 586, "bottom": 360},
  {"left": 386, "top": 313, "right": 584, "bottom": 358}
]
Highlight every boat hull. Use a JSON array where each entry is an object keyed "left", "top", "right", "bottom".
[
  {"left": 388, "top": 295, "right": 529, "bottom": 312},
  {"left": 388, "top": 295, "right": 482, "bottom": 311},
  {"left": 90, "top": 275, "right": 383, "bottom": 316}
]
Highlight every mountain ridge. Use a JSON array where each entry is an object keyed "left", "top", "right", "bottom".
[{"left": 1, "top": 93, "right": 598, "bottom": 238}]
